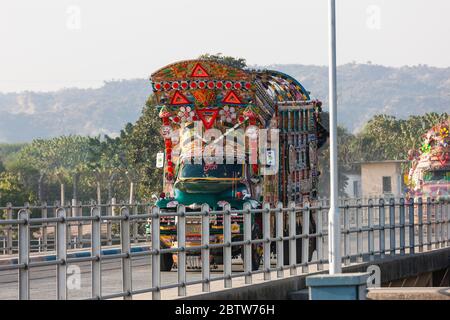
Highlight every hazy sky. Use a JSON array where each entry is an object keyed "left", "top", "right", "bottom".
[{"left": 1, "top": 0, "right": 450, "bottom": 92}]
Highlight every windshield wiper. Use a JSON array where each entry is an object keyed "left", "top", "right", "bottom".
[
  {"left": 180, "top": 177, "right": 213, "bottom": 181},
  {"left": 180, "top": 177, "right": 239, "bottom": 181}
]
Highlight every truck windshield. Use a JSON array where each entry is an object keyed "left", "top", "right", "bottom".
[
  {"left": 423, "top": 170, "right": 450, "bottom": 182},
  {"left": 179, "top": 162, "right": 243, "bottom": 179}
]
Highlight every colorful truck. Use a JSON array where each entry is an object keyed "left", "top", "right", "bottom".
[
  {"left": 407, "top": 118, "right": 450, "bottom": 201},
  {"left": 149, "top": 59, "right": 328, "bottom": 271}
]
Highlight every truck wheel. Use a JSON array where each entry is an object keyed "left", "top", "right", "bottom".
[
  {"left": 252, "top": 249, "right": 262, "bottom": 271},
  {"left": 160, "top": 253, "right": 173, "bottom": 272},
  {"left": 251, "top": 221, "right": 262, "bottom": 271}
]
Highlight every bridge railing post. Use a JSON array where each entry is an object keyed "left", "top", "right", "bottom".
[
  {"left": 91, "top": 206, "right": 101, "bottom": 299},
  {"left": 201, "top": 203, "right": 210, "bottom": 292},
  {"left": 108, "top": 198, "right": 116, "bottom": 246},
  {"left": 343, "top": 200, "right": 350, "bottom": 266},
  {"left": 408, "top": 198, "right": 415, "bottom": 254},
  {"left": 389, "top": 198, "right": 396, "bottom": 256},
  {"left": 434, "top": 200, "right": 439, "bottom": 249},
  {"left": 379, "top": 198, "right": 385, "bottom": 259},
  {"left": 151, "top": 205, "right": 161, "bottom": 300},
  {"left": 6, "top": 203, "right": 13, "bottom": 255},
  {"left": 302, "top": 202, "right": 310, "bottom": 273},
  {"left": 432, "top": 198, "right": 438, "bottom": 249},
  {"left": 399, "top": 198, "right": 406, "bottom": 255},
  {"left": 276, "top": 202, "right": 284, "bottom": 278},
  {"left": 356, "top": 199, "right": 363, "bottom": 263},
  {"left": 66, "top": 201, "right": 73, "bottom": 249},
  {"left": 243, "top": 202, "right": 252, "bottom": 284},
  {"left": 444, "top": 200, "right": 447, "bottom": 245},
  {"left": 18, "top": 208, "right": 30, "bottom": 300},
  {"left": 132, "top": 201, "right": 138, "bottom": 244},
  {"left": 263, "top": 203, "right": 271, "bottom": 280},
  {"left": 316, "top": 199, "right": 324, "bottom": 271},
  {"left": 446, "top": 200, "right": 450, "bottom": 247},
  {"left": 223, "top": 204, "right": 232, "bottom": 288},
  {"left": 368, "top": 198, "right": 374, "bottom": 261},
  {"left": 426, "top": 197, "right": 432, "bottom": 250},
  {"left": 56, "top": 207, "right": 67, "bottom": 300},
  {"left": 439, "top": 200, "right": 444, "bottom": 248},
  {"left": 418, "top": 198, "right": 423, "bottom": 252},
  {"left": 120, "top": 206, "right": 132, "bottom": 300},
  {"left": 77, "top": 200, "right": 83, "bottom": 248},
  {"left": 288, "top": 201, "right": 297, "bottom": 276},
  {"left": 434, "top": 199, "right": 438, "bottom": 248},
  {"left": 41, "top": 202, "right": 48, "bottom": 252},
  {"left": 177, "top": 204, "right": 187, "bottom": 295},
  {"left": 442, "top": 200, "right": 447, "bottom": 247}
]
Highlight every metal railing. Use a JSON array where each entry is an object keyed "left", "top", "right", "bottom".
[
  {"left": 0, "top": 200, "right": 149, "bottom": 255},
  {"left": 0, "top": 197, "right": 449, "bottom": 300}
]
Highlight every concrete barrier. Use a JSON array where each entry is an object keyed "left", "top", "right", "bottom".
[
  {"left": 171, "top": 247, "right": 450, "bottom": 300},
  {"left": 367, "top": 287, "right": 450, "bottom": 300}
]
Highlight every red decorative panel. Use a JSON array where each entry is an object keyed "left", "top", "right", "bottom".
[{"left": 170, "top": 91, "right": 190, "bottom": 105}]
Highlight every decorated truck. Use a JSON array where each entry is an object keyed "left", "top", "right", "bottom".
[
  {"left": 407, "top": 118, "right": 450, "bottom": 201},
  {"left": 149, "top": 59, "right": 328, "bottom": 271}
]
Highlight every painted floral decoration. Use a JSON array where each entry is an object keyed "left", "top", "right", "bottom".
[
  {"left": 440, "top": 127, "right": 449, "bottom": 138},
  {"left": 219, "top": 106, "right": 237, "bottom": 123},
  {"left": 420, "top": 143, "right": 431, "bottom": 154},
  {"left": 177, "top": 106, "right": 195, "bottom": 122}
]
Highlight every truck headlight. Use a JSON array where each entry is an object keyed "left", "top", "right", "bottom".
[
  {"left": 217, "top": 200, "right": 229, "bottom": 207},
  {"left": 188, "top": 203, "right": 202, "bottom": 210},
  {"left": 167, "top": 200, "right": 179, "bottom": 208}
]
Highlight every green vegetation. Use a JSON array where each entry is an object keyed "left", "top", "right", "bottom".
[
  {"left": 0, "top": 53, "right": 448, "bottom": 203},
  {"left": 1, "top": 109, "right": 446, "bottom": 204},
  {"left": 318, "top": 112, "right": 449, "bottom": 196},
  {"left": 0, "top": 95, "right": 163, "bottom": 206},
  {"left": 198, "top": 53, "right": 247, "bottom": 69}
]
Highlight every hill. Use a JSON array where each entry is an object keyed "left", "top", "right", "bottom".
[{"left": 1, "top": 63, "right": 449, "bottom": 142}]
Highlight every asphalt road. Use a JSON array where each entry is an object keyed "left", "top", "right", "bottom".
[{"left": 0, "top": 256, "right": 245, "bottom": 300}]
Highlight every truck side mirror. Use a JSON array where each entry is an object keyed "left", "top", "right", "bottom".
[{"left": 156, "top": 152, "right": 164, "bottom": 168}]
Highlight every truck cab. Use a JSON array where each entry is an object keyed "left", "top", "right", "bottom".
[
  {"left": 420, "top": 169, "right": 450, "bottom": 200},
  {"left": 157, "top": 157, "right": 259, "bottom": 211}
]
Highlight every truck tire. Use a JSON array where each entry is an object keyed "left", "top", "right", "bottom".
[
  {"left": 160, "top": 253, "right": 173, "bottom": 272},
  {"left": 252, "top": 249, "right": 262, "bottom": 271},
  {"left": 251, "top": 220, "right": 263, "bottom": 271}
]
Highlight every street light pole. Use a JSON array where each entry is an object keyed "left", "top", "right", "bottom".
[{"left": 328, "top": 0, "right": 341, "bottom": 274}]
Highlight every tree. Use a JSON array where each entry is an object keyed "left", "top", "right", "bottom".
[
  {"left": 16, "top": 136, "right": 94, "bottom": 203},
  {"left": 198, "top": 53, "right": 247, "bottom": 69},
  {"left": 87, "top": 135, "right": 124, "bottom": 202},
  {"left": 119, "top": 96, "right": 164, "bottom": 200},
  {"left": 318, "top": 126, "right": 353, "bottom": 197},
  {"left": 351, "top": 112, "right": 449, "bottom": 163},
  {"left": 0, "top": 171, "right": 35, "bottom": 207}
]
